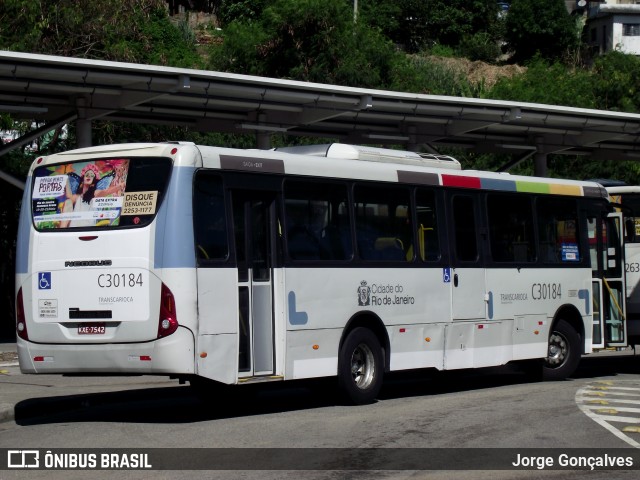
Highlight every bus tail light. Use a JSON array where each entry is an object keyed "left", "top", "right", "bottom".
[
  {"left": 16, "top": 287, "right": 28, "bottom": 340},
  {"left": 157, "top": 283, "right": 178, "bottom": 338}
]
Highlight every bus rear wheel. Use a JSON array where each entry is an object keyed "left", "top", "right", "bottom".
[
  {"left": 543, "top": 319, "right": 581, "bottom": 380},
  {"left": 337, "top": 327, "right": 384, "bottom": 405},
  {"left": 338, "top": 327, "right": 384, "bottom": 405}
]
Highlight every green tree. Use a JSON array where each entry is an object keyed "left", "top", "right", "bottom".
[
  {"left": 591, "top": 51, "right": 640, "bottom": 112},
  {"left": 210, "top": 0, "right": 400, "bottom": 88},
  {"left": 216, "top": 0, "right": 269, "bottom": 25},
  {"left": 0, "top": 0, "right": 202, "bottom": 67},
  {"left": 361, "top": 0, "right": 500, "bottom": 53},
  {"left": 504, "top": 0, "right": 580, "bottom": 63},
  {"left": 488, "top": 51, "right": 640, "bottom": 113},
  {"left": 487, "top": 57, "right": 595, "bottom": 108},
  {"left": 458, "top": 32, "right": 502, "bottom": 63},
  {"left": 549, "top": 156, "right": 640, "bottom": 184},
  {"left": 209, "top": 0, "right": 482, "bottom": 94}
]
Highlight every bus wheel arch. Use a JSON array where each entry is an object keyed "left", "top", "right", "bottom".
[
  {"left": 337, "top": 312, "right": 389, "bottom": 404},
  {"left": 543, "top": 306, "right": 583, "bottom": 381}
]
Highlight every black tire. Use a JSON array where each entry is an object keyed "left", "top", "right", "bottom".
[
  {"left": 337, "top": 327, "right": 384, "bottom": 405},
  {"left": 543, "top": 318, "right": 581, "bottom": 381}
]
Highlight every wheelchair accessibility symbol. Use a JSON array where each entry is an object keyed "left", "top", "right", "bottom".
[
  {"left": 442, "top": 268, "right": 451, "bottom": 283},
  {"left": 38, "top": 272, "right": 52, "bottom": 290}
]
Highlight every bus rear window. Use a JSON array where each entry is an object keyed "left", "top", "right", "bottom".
[{"left": 31, "top": 157, "right": 172, "bottom": 230}]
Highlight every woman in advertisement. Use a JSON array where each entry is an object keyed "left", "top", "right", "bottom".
[{"left": 60, "top": 161, "right": 128, "bottom": 228}]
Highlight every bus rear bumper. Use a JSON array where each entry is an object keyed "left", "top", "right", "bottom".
[{"left": 17, "top": 327, "right": 195, "bottom": 375}]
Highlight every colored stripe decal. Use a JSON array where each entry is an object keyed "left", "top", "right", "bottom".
[
  {"left": 480, "top": 178, "right": 517, "bottom": 192},
  {"left": 516, "top": 181, "right": 550, "bottom": 194},
  {"left": 549, "top": 184, "right": 582, "bottom": 196},
  {"left": 441, "top": 174, "right": 481, "bottom": 189},
  {"left": 414, "top": 173, "right": 587, "bottom": 197}
]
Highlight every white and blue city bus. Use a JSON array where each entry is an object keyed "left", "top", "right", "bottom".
[{"left": 15, "top": 142, "right": 626, "bottom": 404}]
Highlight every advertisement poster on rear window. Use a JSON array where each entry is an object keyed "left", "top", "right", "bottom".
[{"left": 32, "top": 159, "right": 130, "bottom": 229}]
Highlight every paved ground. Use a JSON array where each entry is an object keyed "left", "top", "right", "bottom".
[
  {"left": 0, "top": 342, "right": 179, "bottom": 424},
  {"left": 0, "top": 341, "right": 637, "bottom": 426}
]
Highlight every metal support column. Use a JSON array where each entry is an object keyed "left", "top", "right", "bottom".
[
  {"left": 255, "top": 112, "right": 272, "bottom": 149},
  {"left": 534, "top": 151, "right": 548, "bottom": 177},
  {"left": 76, "top": 119, "right": 92, "bottom": 148},
  {"left": 407, "top": 126, "right": 418, "bottom": 152},
  {"left": 534, "top": 138, "right": 548, "bottom": 177},
  {"left": 256, "top": 132, "right": 271, "bottom": 150}
]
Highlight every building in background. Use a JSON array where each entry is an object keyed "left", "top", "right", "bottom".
[{"left": 577, "top": 1, "right": 640, "bottom": 55}]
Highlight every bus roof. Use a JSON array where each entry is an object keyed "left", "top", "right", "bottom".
[{"left": 36, "top": 142, "right": 609, "bottom": 199}]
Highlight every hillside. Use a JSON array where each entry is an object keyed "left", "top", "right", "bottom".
[
  {"left": 427, "top": 56, "right": 526, "bottom": 89},
  {"left": 177, "top": 9, "right": 524, "bottom": 91}
]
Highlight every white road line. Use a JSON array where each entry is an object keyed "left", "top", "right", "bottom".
[
  {"left": 577, "top": 404, "right": 640, "bottom": 448},
  {"left": 576, "top": 381, "right": 640, "bottom": 449},
  {"left": 576, "top": 397, "right": 640, "bottom": 406},
  {"left": 581, "top": 406, "right": 640, "bottom": 414},
  {"left": 585, "top": 386, "right": 640, "bottom": 391},
  {"left": 590, "top": 415, "right": 640, "bottom": 424},
  {"left": 579, "top": 390, "right": 640, "bottom": 397}
]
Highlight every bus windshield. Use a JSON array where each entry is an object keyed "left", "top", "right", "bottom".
[{"left": 31, "top": 156, "right": 172, "bottom": 230}]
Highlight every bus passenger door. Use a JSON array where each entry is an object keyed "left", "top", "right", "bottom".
[
  {"left": 590, "top": 212, "right": 626, "bottom": 348},
  {"left": 448, "top": 193, "right": 487, "bottom": 321},
  {"left": 232, "top": 190, "right": 277, "bottom": 377}
]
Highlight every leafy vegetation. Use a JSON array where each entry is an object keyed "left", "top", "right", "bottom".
[
  {"left": 0, "top": 0, "right": 202, "bottom": 66},
  {"left": 209, "top": 0, "right": 397, "bottom": 88},
  {"left": 489, "top": 51, "right": 640, "bottom": 114},
  {"left": 360, "top": 0, "right": 501, "bottom": 54},
  {"left": 488, "top": 57, "right": 596, "bottom": 108},
  {"left": 504, "top": 0, "right": 580, "bottom": 63}
]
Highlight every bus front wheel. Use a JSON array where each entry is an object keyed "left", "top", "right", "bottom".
[
  {"left": 337, "top": 327, "right": 384, "bottom": 405},
  {"left": 543, "top": 319, "right": 581, "bottom": 380}
]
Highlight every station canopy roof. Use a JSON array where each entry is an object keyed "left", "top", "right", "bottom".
[{"left": 3, "top": 50, "right": 640, "bottom": 164}]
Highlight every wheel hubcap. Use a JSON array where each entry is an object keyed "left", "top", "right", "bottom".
[
  {"left": 350, "top": 343, "right": 375, "bottom": 389},
  {"left": 546, "top": 332, "right": 568, "bottom": 367}
]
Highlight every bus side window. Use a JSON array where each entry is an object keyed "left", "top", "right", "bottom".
[
  {"left": 415, "top": 188, "right": 440, "bottom": 261},
  {"left": 193, "top": 172, "right": 229, "bottom": 263},
  {"left": 354, "top": 184, "right": 411, "bottom": 262},
  {"left": 284, "top": 180, "right": 352, "bottom": 261},
  {"left": 536, "top": 197, "right": 580, "bottom": 264},
  {"left": 487, "top": 193, "right": 535, "bottom": 263}
]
